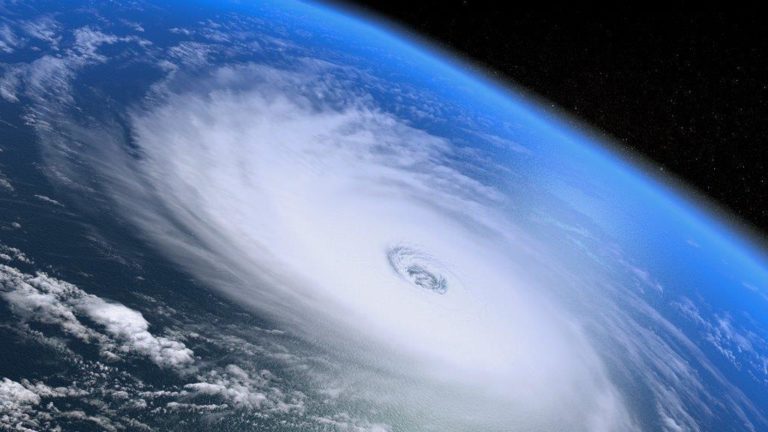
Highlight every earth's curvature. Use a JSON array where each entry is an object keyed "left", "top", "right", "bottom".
[{"left": 0, "top": 1, "right": 767, "bottom": 431}]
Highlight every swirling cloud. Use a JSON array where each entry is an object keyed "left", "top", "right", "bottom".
[
  {"left": 6, "top": 5, "right": 762, "bottom": 429},
  {"left": 72, "top": 64, "right": 637, "bottom": 431}
]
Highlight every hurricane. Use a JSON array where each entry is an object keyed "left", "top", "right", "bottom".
[
  {"left": 29, "top": 62, "right": 632, "bottom": 430},
  {"left": 2, "top": 1, "right": 766, "bottom": 431}
]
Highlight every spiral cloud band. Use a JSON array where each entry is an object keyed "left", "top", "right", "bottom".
[{"left": 60, "top": 64, "right": 629, "bottom": 430}]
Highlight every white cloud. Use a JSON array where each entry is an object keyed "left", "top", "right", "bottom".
[
  {"left": 20, "top": 16, "right": 60, "bottom": 46},
  {"left": 46, "top": 63, "right": 639, "bottom": 431},
  {"left": 0, "top": 244, "right": 32, "bottom": 264},
  {"left": 33, "top": 194, "right": 63, "bottom": 207},
  {"left": 72, "top": 26, "right": 120, "bottom": 59},
  {"left": 674, "top": 295, "right": 768, "bottom": 384},
  {"left": 167, "top": 42, "right": 215, "bottom": 67},
  {"left": 0, "top": 65, "right": 23, "bottom": 102},
  {"left": 0, "top": 25, "right": 148, "bottom": 108},
  {"left": 184, "top": 364, "right": 304, "bottom": 412},
  {"left": 0, "top": 176, "right": 13, "bottom": 192},
  {"left": 0, "top": 263, "right": 193, "bottom": 369},
  {"left": 71, "top": 27, "right": 150, "bottom": 59},
  {"left": 0, "top": 23, "right": 18, "bottom": 53},
  {"left": 169, "top": 27, "right": 193, "bottom": 36},
  {"left": 0, "top": 378, "right": 42, "bottom": 432},
  {"left": 0, "top": 378, "right": 40, "bottom": 408},
  {"left": 79, "top": 298, "right": 194, "bottom": 368}
]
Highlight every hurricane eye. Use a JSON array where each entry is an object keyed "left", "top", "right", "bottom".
[{"left": 387, "top": 246, "right": 448, "bottom": 294}]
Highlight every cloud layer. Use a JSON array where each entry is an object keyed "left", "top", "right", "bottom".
[{"left": 67, "top": 63, "right": 636, "bottom": 431}]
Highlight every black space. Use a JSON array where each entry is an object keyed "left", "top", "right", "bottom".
[{"left": 336, "top": 1, "right": 768, "bottom": 237}]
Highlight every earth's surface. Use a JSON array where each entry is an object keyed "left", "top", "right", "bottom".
[{"left": 0, "top": 1, "right": 767, "bottom": 431}]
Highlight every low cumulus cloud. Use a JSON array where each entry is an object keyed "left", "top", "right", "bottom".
[
  {"left": 0, "top": 251, "right": 310, "bottom": 430},
  {"left": 0, "top": 263, "right": 194, "bottom": 368}
]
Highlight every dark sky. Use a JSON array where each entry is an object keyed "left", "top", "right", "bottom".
[{"left": 336, "top": 1, "right": 768, "bottom": 238}]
